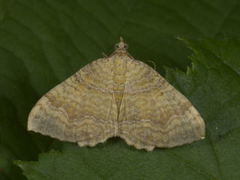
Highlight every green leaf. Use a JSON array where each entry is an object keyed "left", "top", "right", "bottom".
[
  {"left": 15, "top": 38, "right": 240, "bottom": 180},
  {"left": 1, "top": 0, "right": 240, "bottom": 179}
]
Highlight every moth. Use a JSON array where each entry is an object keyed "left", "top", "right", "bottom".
[{"left": 28, "top": 38, "right": 205, "bottom": 151}]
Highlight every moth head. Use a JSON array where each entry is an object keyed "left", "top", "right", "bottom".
[{"left": 115, "top": 37, "right": 128, "bottom": 51}]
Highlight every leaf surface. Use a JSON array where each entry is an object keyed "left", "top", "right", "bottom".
[{"left": 16, "top": 38, "right": 240, "bottom": 180}]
